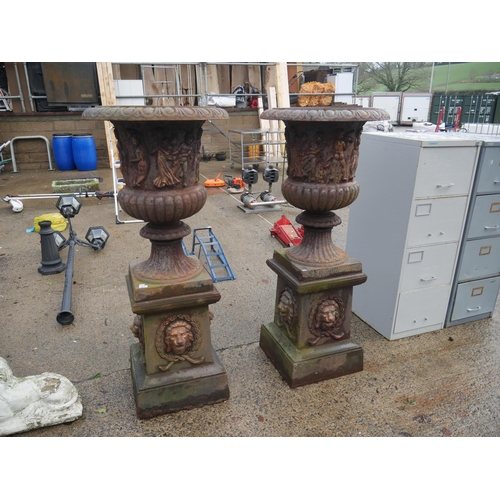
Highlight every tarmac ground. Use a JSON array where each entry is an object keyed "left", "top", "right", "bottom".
[{"left": 1, "top": 151, "right": 499, "bottom": 441}]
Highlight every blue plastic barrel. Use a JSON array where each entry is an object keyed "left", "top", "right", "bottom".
[
  {"left": 52, "top": 134, "right": 75, "bottom": 171},
  {"left": 72, "top": 134, "right": 97, "bottom": 171}
]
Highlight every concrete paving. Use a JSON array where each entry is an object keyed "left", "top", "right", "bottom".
[{"left": 1, "top": 155, "right": 500, "bottom": 438}]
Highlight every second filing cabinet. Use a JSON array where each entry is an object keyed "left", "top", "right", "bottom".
[{"left": 446, "top": 138, "right": 500, "bottom": 326}]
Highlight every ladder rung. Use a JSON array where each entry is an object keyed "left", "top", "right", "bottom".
[{"left": 191, "top": 228, "right": 235, "bottom": 283}]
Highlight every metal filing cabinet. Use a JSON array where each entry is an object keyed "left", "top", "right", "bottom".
[
  {"left": 446, "top": 138, "right": 500, "bottom": 326},
  {"left": 346, "top": 132, "right": 481, "bottom": 340}
]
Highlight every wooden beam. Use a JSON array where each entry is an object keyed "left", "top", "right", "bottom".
[
  {"left": 275, "top": 62, "right": 290, "bottom": 108},
  {"left": 96, "top": 62, "right": 118, "bottom": 169},
  {"left": 231, "top": 64, "right": 249, "bottom": 91},
  {"left": 205, "top": 64, "right": 220, "bottom": 95},
  {"left": 96, "top": 62, "right": 116, "bottom": 106},
  {"left": 179, "top": 64, "right": 196, "bottom": 106},
  {"left": 217, "top": 64, "right": 231, "bottom": 95},
  {"left": 247, "top": 65, "right": 262, "bottom": 93}
]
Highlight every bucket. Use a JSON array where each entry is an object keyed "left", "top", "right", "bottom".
[
  {"left": 72, "top": 134, "right": 97, "bottom": 171},
  {"left": 52, "top": 134, "right": 75, "bottom": 171}
]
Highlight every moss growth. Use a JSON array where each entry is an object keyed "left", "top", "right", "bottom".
[{"left": 52, "top": 178, "right": 100, "bottom": 193}]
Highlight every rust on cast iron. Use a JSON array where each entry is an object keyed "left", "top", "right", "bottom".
[
  {"left": 82, "top": 106, "right": 229, "bottom": 282},
  {"left": 308, "top": 296, "right": 346, "bottom": 345},
  {"left": 260, "top": 106, "right": 389, "bottom": 268}
]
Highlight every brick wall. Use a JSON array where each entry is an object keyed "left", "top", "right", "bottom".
[{"left": 0, "top": 109, "right": 261, "bottom": 172}]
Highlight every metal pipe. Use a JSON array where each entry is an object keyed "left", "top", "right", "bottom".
[
  {"left": 247, "top": 199, "right": 287, "bottom": 207},
  {"left": 57, "top": 237, "right": 75, "bottom": 325},
  {"left": 22, "top": 63, "right": 35, "bottom": 112},
  {"left": 4, "top": 190, "right": 111, "bottom": 201},
  {"left": 13, "top": 63, "right": 26, "bottom": 113}
]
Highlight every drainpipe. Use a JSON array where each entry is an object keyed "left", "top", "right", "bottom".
[
  {"left": 13, "top": 63, "right": 26, "bottom": 113},
  {"left": 22, "top": 62, "right": 35, "bottom": 112}
]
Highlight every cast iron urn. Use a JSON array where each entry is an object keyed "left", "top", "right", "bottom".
[
  {"left": 259, "top": 105, "right": 390, "bottom": 388},
  {"left": 82, "top": 106, "right": 230, "bottom": 417}
]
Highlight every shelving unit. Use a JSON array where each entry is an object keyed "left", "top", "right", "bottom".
[
  {"left": 263, "top": 128, "right": 287, "bottom": 172},
  {"left": 229, "top": 129, "right": 287, "bottom": 172}
]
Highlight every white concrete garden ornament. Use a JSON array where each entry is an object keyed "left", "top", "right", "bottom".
[{"left": 0, "top": 357, "right": 83, "bottom": 436}]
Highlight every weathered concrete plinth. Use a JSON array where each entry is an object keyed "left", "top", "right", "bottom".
[
  {"left": 260, "top": 247, "right": 366, "bottom": 388},
  {"left": 127, "top": 261, "right": 229, "bottom": 418},
  {"left": 126, "top": 258, "right": 229, "bottom": 418}
]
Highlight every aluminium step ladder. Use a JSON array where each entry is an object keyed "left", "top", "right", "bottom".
[{"left": 183, "top": 227, "right": 236, "bottom": 283}]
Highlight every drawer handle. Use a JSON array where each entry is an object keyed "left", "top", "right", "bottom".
[
  {"left": 436, "top": 183, "right": 455, "bottom": 188},
  {"left": 484, "top": 226, "right": 499, "bottom": 230},
  {"left": 420, "top": 276, "right": 437, "bottom": 282},
  {"left": 494, "top": 180, "right": 500, "bottom": 184},
  {"left": 467, "top": 306, "right": 482, "bottom": 312}
]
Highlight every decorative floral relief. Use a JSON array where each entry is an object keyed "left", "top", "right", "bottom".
[
  {"left": 113, "top": 122, "right": 202, "bottom": 191},
  {"left": 285, "top": 122, "right": 363, "bottom": 185}
]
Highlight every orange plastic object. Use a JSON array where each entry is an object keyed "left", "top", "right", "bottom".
[{"left": 204, "top": 171, "right": 225, "bottom": 187}]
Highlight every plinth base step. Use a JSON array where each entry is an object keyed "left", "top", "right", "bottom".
[
  {"left": 260, "top": 322, "right": 363, "bottom": 388},
  {"left": 130, "top": 343, "right": 229, "bottom": 419}
]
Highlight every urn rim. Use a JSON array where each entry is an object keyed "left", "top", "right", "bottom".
[
  {"left": 81, "top": 105, "right": 229, "bottom": 121},
  {"left": 260, "top": 106, "right": 390, "bottom": 122}
]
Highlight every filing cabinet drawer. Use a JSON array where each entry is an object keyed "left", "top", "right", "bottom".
[
  {"left": 413, "top": 147, "right": 477, "bottom": 198},
  {"left": 457, "top": 237, "right": 500, "bottom": 281},
  {"left": 394, "top": 286, "right": 450, "bottom": 334},
  {"left": 450, "top": 277, "right": 500, "bottom": 322},
  {"left": 400, "top": 242, "right": 458, "bottom": 292},
  {"left": 476, "top": 147, "right": 500, "bottom": 195},
  {"left": 408, "top": 196, "right": 468, "bottom": 247},
  {"left": 467, "top": 194, "right": 500, "bottom": 239}
]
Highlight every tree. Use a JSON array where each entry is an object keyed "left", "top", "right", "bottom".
[{"left": 358, "top": 62, "right": 429, "bottom": 93}]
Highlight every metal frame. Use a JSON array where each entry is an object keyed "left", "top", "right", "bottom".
[
  {"left": 108, "top": 126, "right": 143, "bottom": 225},
  {"left": 10, "top": 135, "right": 54, "bottom": 173}
]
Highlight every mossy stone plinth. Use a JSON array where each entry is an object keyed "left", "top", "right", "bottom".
[
  {"left": 260, "top": 250, "right": 366, "bottom": 388},
  {"left": 126, "top": 265, "right": 229, "bottom": 417}
]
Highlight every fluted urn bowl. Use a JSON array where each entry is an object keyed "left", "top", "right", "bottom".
[
  {"left": 260, "top": 105, "right": 390, "bottom": 267},
  {"left": 118, "top": 184, "right": 207, "bottom": 226},
  {"left": 82, "top": 106, "right": 229, "bottom": 281},
  {"left": 82, "top": 106, "right": 228, "bottom": 224}
]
